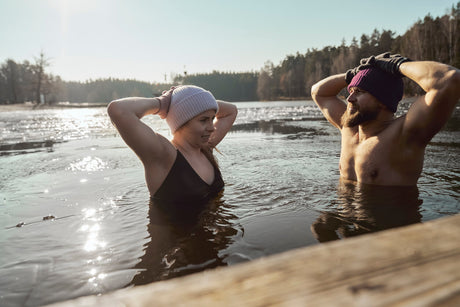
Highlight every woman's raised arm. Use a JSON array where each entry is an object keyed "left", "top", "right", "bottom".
[
  {"left": 208, "top": 100, "right": 238, "bottom": 148},
  {"left": 107, "top": 89, "right": 174, "bottom": 164}
]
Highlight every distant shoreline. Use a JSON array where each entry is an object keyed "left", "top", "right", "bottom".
[
  {"left": 0, "top": 97, "right": 428, "bottom": 113},
  {"left": 0, "top": 102, "right": 109, "bottom": 112},
  {"left": 0, "top": 100, "right": 304, "bottom": 112}
]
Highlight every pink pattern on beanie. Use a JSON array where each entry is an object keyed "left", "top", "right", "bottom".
[{"left": 166, "top": 85, "right": 218, "bottom": 133}]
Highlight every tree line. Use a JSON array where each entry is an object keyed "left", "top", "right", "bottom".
[
  {"left": 1, "top": 2, "right": 458, "bottom": 105},
  {"left": 257, "top": 2, "right": 460, "bottom": 100}
]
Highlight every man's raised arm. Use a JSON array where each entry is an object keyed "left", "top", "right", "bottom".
[
  {"left": 400, "top": 61, "right": 460, "bottom": 146},
  {"left": 311, "top": 73, "right": 348, "bottom": 130}
]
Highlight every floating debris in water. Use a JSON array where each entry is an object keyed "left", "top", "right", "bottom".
[{"left": 6, "top": 213, "right": 76, "bottom": 229}]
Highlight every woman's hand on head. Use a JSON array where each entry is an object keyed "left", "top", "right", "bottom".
[{"left": 156, "top": 87, "right": 176, "bottom": 119}]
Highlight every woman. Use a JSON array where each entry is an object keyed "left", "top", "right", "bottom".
[{"left": 107, "top": 85, "right": 237, "bottom": 206}]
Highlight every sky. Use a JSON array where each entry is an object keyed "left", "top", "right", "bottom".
[{"left": 0, "top": 0, "right": 457, "bottom": 83}]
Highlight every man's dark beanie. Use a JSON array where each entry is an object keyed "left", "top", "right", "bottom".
[{"left": 347, "top": 68, "right": 404, "bottom": 113}]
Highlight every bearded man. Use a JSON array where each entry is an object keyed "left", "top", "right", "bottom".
[{"left": 311, "top": 53, "right": 460, "bottom": 186}]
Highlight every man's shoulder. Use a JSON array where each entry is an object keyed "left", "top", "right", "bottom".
[
  {"left": 383, "top": 115, "right": 406, "bottom": 134},
  {"left": 379, "top": 115, "right": 425, "bottom": 150}
]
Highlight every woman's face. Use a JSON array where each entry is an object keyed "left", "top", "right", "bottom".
[{"left": 176, "top": 110, "right": 216, "bottom": 146}]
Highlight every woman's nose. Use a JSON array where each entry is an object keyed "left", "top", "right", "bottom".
[{"left": 207, "top": 122, "right": 215, "bottom": 131}]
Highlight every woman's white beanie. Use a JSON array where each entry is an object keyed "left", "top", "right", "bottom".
[{"left": 166, "top": 85, "right": 218, "bottom": 133}]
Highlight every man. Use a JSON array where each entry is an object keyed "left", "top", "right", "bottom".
[{"left": 311, "top": 53, "right": 460, "bottom": 186}]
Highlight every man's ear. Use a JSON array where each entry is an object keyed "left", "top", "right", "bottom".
[{"left": 379, "top": 102, "right": 391, "bottom": 111}]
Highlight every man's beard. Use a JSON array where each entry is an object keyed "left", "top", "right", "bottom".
[{"left": 341, "top": 106, "right": 379, "bottom": 127}]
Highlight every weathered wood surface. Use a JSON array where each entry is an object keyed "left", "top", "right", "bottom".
[{"left": 49, "top": 214, "right": 460, "bottom": 307}]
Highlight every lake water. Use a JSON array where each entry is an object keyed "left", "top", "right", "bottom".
[{"left": 1, "top": 100, "right": 459, "bottom": 306}]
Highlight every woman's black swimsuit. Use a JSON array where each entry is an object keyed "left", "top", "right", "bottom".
[{"left": 151, "top": 150, "right": 224, "bottom": 207}]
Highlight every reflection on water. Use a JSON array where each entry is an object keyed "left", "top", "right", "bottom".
[
  {"left": 311, "top": 180, "right": 423, "bottom": 242},
  {"left": 0, "top": 108, "right": 114, "bottom": 150},
  {"left": 68, "top": 156, "right": 108, "bottom": 172},
  {"left": 131, "top": 193, "right": 241, "bottom": 285}
]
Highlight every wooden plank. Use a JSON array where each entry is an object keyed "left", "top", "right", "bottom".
[{"left": 48, "top": 214, "right": 460, "bottom": 307}]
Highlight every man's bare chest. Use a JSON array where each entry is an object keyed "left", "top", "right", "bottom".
[{"left": 340, "top": 135, "right": 393, "bottom": 184}]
